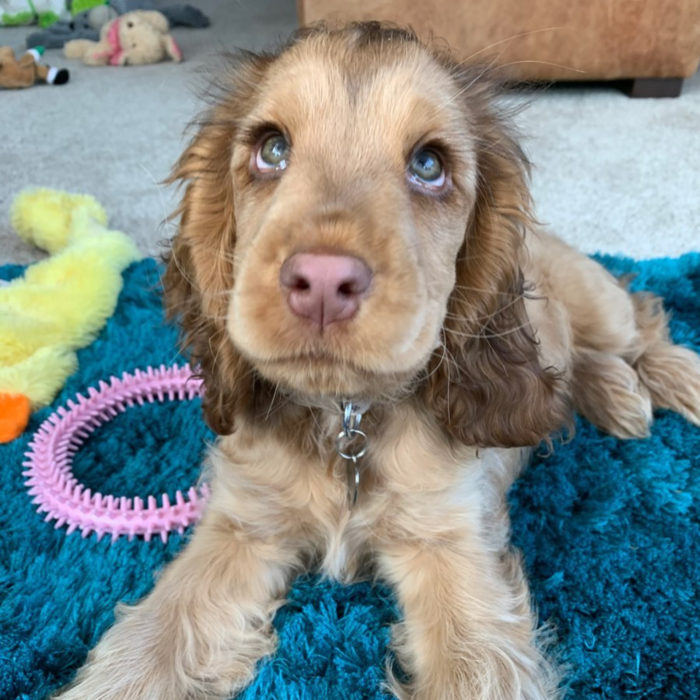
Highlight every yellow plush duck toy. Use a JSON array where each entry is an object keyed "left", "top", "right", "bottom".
[{"left": 0, "top": 189, "right": 141, "bottom": 442}]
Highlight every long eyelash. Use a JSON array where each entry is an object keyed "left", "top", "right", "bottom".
[
  {"left": 409, "top": 138, "right": 454, "bottom": 170},
  {"left": 238, "top": 122, "right": 285, "bottom": 148}
]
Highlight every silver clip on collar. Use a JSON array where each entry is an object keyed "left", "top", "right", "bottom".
[{"left": 335, "top": 401, "right": 368, "bottom": 506}]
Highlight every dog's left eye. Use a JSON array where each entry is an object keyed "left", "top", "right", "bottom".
[
  {"left": 255, "top": 133, "right": 290, "bottom": 173},
  {"left": 408, "top": 148, "right": 445, "bottom": 189}
]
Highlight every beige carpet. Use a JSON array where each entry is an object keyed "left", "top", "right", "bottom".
[{"left": 1, "top": 1, "right": 698, "bottom": 264}]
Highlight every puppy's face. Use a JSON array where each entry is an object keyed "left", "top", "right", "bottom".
[
  {"left": 227, "top": 33, "right": 478, "bottom": 398},
  {"left": 167, "top": 24, "right": 566, "bottom": 446}
]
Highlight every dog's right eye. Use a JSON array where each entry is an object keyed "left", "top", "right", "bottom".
[
  {"left": 408, "top": 148, "right": 446, "bottom": 191},
  {"left": 255, "top": 133, "right": 290, "bottom": 174}
]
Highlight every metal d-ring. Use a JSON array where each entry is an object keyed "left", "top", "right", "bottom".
[{"left": 335, "top": 427, "right": 368, "bottom": 461}]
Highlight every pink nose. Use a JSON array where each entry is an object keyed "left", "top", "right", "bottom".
[{"left": 280, "top": 252, "right": 373, "bottom": 328}]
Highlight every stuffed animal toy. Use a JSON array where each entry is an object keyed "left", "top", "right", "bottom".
[
  {"left": 64, "top": 9, "right": 182, "bottom": 65},
  {"left": 0, "top": 188, "right": 141, "bottom": 443},
  {"left": 0, "top": 46, "right": 69, "bottom": 87},
  {"left": 27, "top": 1, "right": 208, "bottom": 49}
]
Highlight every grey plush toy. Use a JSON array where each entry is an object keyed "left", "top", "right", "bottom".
[{"left": 25, "top": 8, "right": 110, "bottom": 49}]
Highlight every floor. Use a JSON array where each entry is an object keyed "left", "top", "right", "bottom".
[{"left": 1, "top": 0, "right": 698, "bottom": 265}]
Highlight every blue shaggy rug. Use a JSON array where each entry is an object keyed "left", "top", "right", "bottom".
[{"left": 0, "top": 254, "right": 698, "bottom": 700}]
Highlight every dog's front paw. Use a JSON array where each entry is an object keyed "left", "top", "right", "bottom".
[
  {"left": 387, "top": 664, "right": 557, "bottom": 700},
  {"left": 385, "top": 620, "right": 560, "bottom": 700},
  {"left": 52, "top": 650, "right": 172, "bottom": 700},
  {"left": 52, "top": 640, "right": 249, "bottom": 700}
]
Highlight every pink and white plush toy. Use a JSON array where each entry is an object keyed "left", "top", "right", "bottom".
[{"left": 64, "top": 10, "right": 182, "bottom": 66}]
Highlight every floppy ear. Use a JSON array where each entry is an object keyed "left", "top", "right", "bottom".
[
  {"left": 162, "top": 52, "right": 272, "bottom": 434},
  {"left": 424, "top": 81, "right": 570, "bottom": 447},
  {"left": 162, "top": 34, "right": 182, "bottom": 62}
]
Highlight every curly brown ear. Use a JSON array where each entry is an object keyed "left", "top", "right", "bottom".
[
  {"left": 424, "top": 79, "right": 570, "bottom": 447},
  {"left": 162, "top": 52, "right": 272, "bottom": 434}
]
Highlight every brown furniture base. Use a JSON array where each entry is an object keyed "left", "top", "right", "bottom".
[{"left": 623, "top": 78, "right": 684, "bottom": 98}]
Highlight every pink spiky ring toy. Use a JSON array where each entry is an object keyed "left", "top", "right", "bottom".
[{"left": 23, "top": 364, "right": 210, "bottom": 543}]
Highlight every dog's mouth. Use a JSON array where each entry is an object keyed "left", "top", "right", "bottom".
[
  {"left": 250, "top": 348, "right": 422, "bottom": 399},
  {"left": 256, "top": 350, "right": 367, "bottom": 379},
  {"left": 265, "top": 350, "right": 348, "bottom": 365}
]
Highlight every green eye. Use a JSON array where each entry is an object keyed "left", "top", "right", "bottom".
[
  {"left": 257, "top": 133, "right": 290, "bottom": 171},
  {"left": 409, "top": 148, "right": 445, "bottom": 185}
]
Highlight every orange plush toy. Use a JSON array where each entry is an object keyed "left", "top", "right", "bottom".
[
  {"left": 0, "top": 46, "right": 69, "bottom": 87},
  {"left": 0, "top": 394, "right": 30, "bottom": 443}
]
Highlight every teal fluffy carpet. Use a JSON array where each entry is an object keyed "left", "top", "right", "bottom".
[{"left": 0, "top": 254, "right": 698, "bottom": 700}]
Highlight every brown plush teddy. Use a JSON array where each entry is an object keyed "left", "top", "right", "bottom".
[
  {"left": 64, "top": 10, "right": 182, "bottom": 66},
  {"left": 0, "top": 46, "right": 69, "bottom": 88}
]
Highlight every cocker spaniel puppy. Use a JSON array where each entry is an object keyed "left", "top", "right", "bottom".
[{"left": 55, "top": 22, "right": 700, "bottom": 700}]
